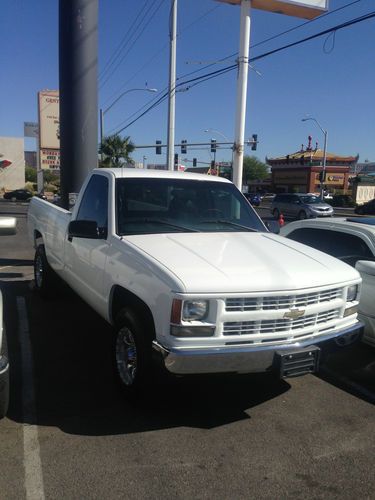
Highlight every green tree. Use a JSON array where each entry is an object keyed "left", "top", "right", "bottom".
[
  {"left": 243, "top": 155, "right": 269, "bottom": 183},
  {"left": 25, "top": 166, "right": 37, "bottom": 183},
  {"left": 99, "top": 134, "right": 135, "bottom": 168}
]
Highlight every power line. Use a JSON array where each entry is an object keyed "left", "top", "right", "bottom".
[
  {"left": 112, "top": 9, "right": 375, "bottom": 134},
  {"left": 99, "top": 0, "right": 167, "bottom": 90},
  {"left": 99, "top": 0, "right": 149, "bottom": 82},
  {"left": 178, "top": 0, "right": 366, "bottom": 84},
  {"left": 102, "top": 3, "right": 222, "bottom": 110}
]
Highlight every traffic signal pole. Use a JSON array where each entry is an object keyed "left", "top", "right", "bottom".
[{"left": 233, "top": 0, "right": 251, "bottom": 191}]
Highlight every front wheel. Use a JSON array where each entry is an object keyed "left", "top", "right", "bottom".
[
  {"left": 34, "top": 244, "right": 59, "bottom": 298},
  {"left": 298, "top": 210, "right": 307, "bottom": 220},
  {"left": 114, "top": 309, "right": 153, "bottom": 396}
]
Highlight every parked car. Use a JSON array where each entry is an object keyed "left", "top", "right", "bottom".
[
  {"left": 244, "top": 193, "right": 261, "bottom": 207},
  {"left": 0, "top": 216, "right": 16, "bottom": 418},
  {"left": 329, "top": 194, "right": 355, "bottom": 208},
  {"left": 3, "top": 189, "right": 33, "bottom": 201},
  {"left": 280, "top": 217, "right": 375, "bottom": 347},
  {"left": 355, "top": 198, "right": 375, "bottom": 215},
  {"left": 271, "top": 193, "right": 334, "bottom": 220}
]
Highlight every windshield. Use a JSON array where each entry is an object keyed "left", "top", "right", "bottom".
[
  {"left": 116, "top": 178, "right": 266, "bottom": 235},
  {"left": 300, "top": 195, "right": 322, "bottom": 204}
]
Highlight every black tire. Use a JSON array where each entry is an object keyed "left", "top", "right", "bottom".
[
  {"left": 114, "top": 309, "right": 153, "bottom": 396},
  {"left": 355, "top": 206, "right": 364, "bottom": 215},
  {"left": 298, "top": 210, "right": 307, "bottom": 220},
  {"left": 273, "top": 208, "right": 280, "bottom": 220},
  {"left": 34, "top": 244, "right": 59, "bottom": 298},
  {"left": 0, "top": 328, "right": 9, "bottom": 419}
]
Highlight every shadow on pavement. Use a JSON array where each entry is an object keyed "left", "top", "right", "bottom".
[{"left": 2, "top": 278, "right": 292, "bottom": 436}]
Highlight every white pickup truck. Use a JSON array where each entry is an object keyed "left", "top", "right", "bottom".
[{"left": 27, "top": 168, "right": 363, "bottom": 393}]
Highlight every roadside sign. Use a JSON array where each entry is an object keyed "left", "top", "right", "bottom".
[
  {"left": 216, "top": 0, "right": 328, "bottom": 19},
  {"left": 24, "top": 122, "right": 39, "bottom": 138}
]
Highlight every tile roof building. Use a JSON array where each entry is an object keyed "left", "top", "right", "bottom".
[{"left": 267, "top": 136, "right": 358, "bottom": 194}]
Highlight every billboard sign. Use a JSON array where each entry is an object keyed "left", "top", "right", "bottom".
[
  {"left": 24, "top": 122, "right": 39, "bottom": 138},
  {"left": 38, "top": 90, "right": 60, "bottom": 150},
  {"left": 217, "top": 0, "right": 328, "bottom": 19},
  {"left": 40, "top": 149, "right": 60, "bottom": 170}
]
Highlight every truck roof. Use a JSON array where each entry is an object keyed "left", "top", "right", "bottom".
[{"left": 94, "top": 167, "right": 231, "bottom": 183}]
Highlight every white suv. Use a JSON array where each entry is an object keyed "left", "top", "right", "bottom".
[{"left": 280, "top": 217, "right": 375, "bottom": 347}]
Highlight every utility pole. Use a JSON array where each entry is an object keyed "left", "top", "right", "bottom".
[
  {"left": 167, "top": 0, "right": 177, "bottom": 171},
  {"left": 233, "top": 0, "right": 251, "bottom": 191},
  {"left": 59, "top": 0, "right": 98, "bottom": 209}
]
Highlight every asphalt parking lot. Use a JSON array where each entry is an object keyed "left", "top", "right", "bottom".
[{"left": 1, "top": 200, "right": 374, "bottom": 499}]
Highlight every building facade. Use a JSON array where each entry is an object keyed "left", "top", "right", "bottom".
[
  {"left": 267, "top": 137, "right": 358, "bottom": 194},
  {"left": 0, "top": 137, "right": 26, "bottom": 192}
]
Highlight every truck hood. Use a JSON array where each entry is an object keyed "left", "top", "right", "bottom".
[{"left": 126, "top": 232, "right": 360, "bottom": 293}]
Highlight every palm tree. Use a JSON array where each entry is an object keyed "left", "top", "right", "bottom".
[{"left": 99, "top": 134, "right": 135, "bottom": 168}]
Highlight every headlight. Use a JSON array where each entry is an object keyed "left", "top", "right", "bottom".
[
  {"left": 347, "top": 285, "right": 358, "bottom": 302},
  {"left": 171, "top": 299, "right": 209, "bottom": 322},
  {"left": 182, "top": 300, "right": 208, "bottom": 321}
]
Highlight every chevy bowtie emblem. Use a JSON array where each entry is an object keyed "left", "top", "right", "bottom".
[{"left": 284, "top": 308, "right": 305, "bottom": 320}]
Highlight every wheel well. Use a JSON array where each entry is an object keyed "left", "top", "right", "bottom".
[
  {"left": 34, "top": 230, "right": 43, "bottom": 248},
  {"left": 110, "top": 286, "right": 156, "bottom": 339}
]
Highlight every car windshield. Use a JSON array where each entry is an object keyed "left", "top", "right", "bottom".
[
  {"left": 116, "top": 178, "right": 266, "bottom": 235},
  {"left": 300, "top": 195, "right": 322, "bottom": 204}
]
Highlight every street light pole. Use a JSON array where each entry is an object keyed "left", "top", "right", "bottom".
[
  {"left": 302, "top": 117, "right": 328, "bottom": 200},
  {"left": 100, "top": 87, "right": 157, "bottom": 145}
]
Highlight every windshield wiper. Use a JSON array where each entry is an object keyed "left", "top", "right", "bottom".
[
  {"left": 199, "top": 220, "right": 258, "bottom": 232},
  {"left": 120, "top": 218, "right": 200, "bottom": 233}
]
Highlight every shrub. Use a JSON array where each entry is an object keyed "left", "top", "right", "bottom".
[{"left": 329, "top": 195, "right": 355, "bottom": 207}]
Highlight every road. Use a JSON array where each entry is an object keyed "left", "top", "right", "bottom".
[{"left": 1, "top": 201, "right": 374, "bottom": 499}]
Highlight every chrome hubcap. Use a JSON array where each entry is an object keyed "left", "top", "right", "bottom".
[{"left": 116, "top": 327, "right": 137, "bottom": 386}]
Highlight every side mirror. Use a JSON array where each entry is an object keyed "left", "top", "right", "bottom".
[
  {"left": 0, "top": 217, "right": 17, "bottom": 235},
  {"left": 356, "top": 260, "right": 375, "bottom": 276},
  {"left": 68, "top": 220, "right": 106, "bottom": 239},
  {"left": 265, "top": 220, "right": 280, "bottom": 234}
]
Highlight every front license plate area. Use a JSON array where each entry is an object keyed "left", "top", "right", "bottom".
[{"left": 277, "top": 346, "right": 320, "bottom": 378}]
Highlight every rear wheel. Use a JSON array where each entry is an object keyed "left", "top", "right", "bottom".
[
  {"left": 273, "top": 208, "right": 280, "bottom": 220},
  {"left": 34, "top": 244, "right": 60, "bottom": 298},
  {"left": 114, "top": 309, "right": 153, "bottom": 396},
  {"left": 0, "top": 329, "right": 9, "bottom": 419}
]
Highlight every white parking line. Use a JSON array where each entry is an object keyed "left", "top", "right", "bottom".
[{"left": 17, "top": 296, "right": 45, "bottom": 500}]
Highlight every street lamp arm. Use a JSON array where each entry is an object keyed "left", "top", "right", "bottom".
[
  {"left": 301, "top": 117, "right": 326, "bottom": 135},
  {"left": 204, "top": 128, "right": 229, "bottom": 141},
  {"left": 103, "top": 87, "right": 157, "bottom": 115}
]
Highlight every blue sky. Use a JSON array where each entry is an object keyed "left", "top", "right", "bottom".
[{"left": 1, "top": 0, "right": 374, "bottom": 168}]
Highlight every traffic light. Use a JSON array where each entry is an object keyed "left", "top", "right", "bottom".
[
  {"left": 193, "top": 158, "right": 197, "bottom": 167},
  {"left": 210, "top": 139, "right": 216, "bottom": 153},
  {"left": 156, "top": 140, "right": 162, "bottom": 154},
  {"left": 251, "top": 134, "right": 258, "bottom": 151},
  {"left": 174, "top": 153, "right": 179, "bottom": 168},
  {"left": 181, "top": 139, "right": 187, "bottom": 154},
  {"left": 319, "top": 171, "right": 326, "bottom": 182}
]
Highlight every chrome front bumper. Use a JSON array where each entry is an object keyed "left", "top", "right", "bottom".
[{"left": 152, "top": 322, "right": 363, "bottom": 376}]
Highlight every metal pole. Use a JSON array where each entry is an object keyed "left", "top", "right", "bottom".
[
  {"left": 59, "top": 0, "right": 98, "bottom": 209},
  {"left": 233, "top": 0, "right": 251, "bottom": 191},
  {"left": 321, "top": 130, "right": 328, "bottom": 200},
  {"left": 167, "top": 0, "right": 177, "bottom": 171},
  {"left": 99, "top": 108, "right": 104, "bottom": 163}
]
